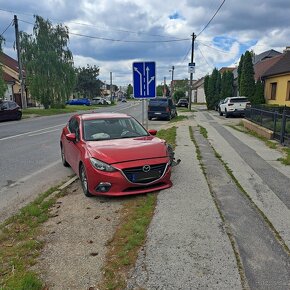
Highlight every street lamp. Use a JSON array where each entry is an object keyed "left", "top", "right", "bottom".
[{"left": 169, "top": 66, "right": 175, "bottom": 97}]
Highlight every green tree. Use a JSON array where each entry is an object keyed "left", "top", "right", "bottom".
[
  {"left": 126, "top": 84, "right": 133, "bottom": 97},
  {"left": 0, "top": 36, "right": 7, "bottom": 98},
  {"left": 237, "top": 54, "right": 244, "bottom": 94},
  {"left": 74, "top": 65, "right": 100, "bottom": 98},
  {"left": 156, "top": 84, "right": 169, "bottom": 96},
  {"left": 240, "top": 51, "right": 255, "bottom": 102},
  {"left": 204, "top": 75, "right": 210, "bottom": 106},
  {"left": 20, "top": 15, "right": 76, "bottom": 108},
  {"left": 206, "top": 68, "right": 220, "bottom": 109},
  {"left": 173, "top": 90, "right": 186, "bottom": 101},
  {"left": 253, "top": 80, "right": 265, "bottom": 105},
  {"left": 220, "top": 71, "right": 234, "bottom": 99}
]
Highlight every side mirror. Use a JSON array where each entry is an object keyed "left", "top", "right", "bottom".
[
  {"left": 148, "top": 129, "right": 157, "bottom": 135},
  {"left": 66, "top": 133, "right": 76, "bottom": 142}
]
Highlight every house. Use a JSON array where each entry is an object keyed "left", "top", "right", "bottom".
[
  {"left": 0, "top": 52, "right": 28, "bottom": 107},
  {"left": 261, "top": 49, "right": 290, "bottom": 106},
  {"left": 192, "top": 77, "right": 206, "bottom": 103}
]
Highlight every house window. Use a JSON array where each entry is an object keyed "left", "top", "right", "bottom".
[
  {"left": 270, "top": 82, "right": 277, "bottom": 100},
  {"left": 287, "top": 81, "right": 290, "bottom": 101}
]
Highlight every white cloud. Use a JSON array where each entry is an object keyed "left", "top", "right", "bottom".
[{"left": 1, "top": 0, "right": 289, "bottom": 84}]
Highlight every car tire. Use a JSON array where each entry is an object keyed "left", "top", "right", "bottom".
[
  {"left": 219, "top": 108, "right": 223, "bottom": 116},
  {"left": 61, "top": 144, "right": 70, "bottom": 167},
  {"left": 225, "top": 109, "right": 230, "bottom": 118},
  {"left": 80, "top": 163, "right": 93, "bottom": 197},
  {"left": 16, "top": 111, "right": 22, "bottom": 120}
]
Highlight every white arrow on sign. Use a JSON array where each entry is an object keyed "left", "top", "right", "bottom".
[{"left": 134, "top": 67, "right": 143, "bottom": 96}]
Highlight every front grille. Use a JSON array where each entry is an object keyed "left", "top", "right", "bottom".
[{"left": 122, "top": 163, "right": 167, "bottom": 184}]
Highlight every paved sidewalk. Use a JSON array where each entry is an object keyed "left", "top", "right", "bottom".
[{"left": 126, "top": 121, "right": 242, "bottom": 290}]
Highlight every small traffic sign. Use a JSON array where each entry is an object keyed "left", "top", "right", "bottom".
[
  {"left": 133, "top": 62, "right": 156, "bottom": 98},
  {"left": 188, "top": 62, "right": 195, "bottom": 73}
]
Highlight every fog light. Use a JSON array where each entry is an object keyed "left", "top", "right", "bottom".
[{"left": 96, "top": 182, "right": 111, "bottom": 193}]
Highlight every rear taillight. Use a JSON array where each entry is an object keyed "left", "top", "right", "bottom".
[
  {"left": 246, "top": 102, "right": 251, "bottom": 108},
  {"left": 166, "top": 107, "right": 170, "bottom": 112},
  {"left": 228, "top": 103, "right": 234, "bottom": 106}
]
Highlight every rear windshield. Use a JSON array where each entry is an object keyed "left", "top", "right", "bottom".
[
  {"left": 149, "top": 98, "right": 169, "bottom": 106},
  {"left": 230, "top": 98, "right": 249, "bottom": 103}
]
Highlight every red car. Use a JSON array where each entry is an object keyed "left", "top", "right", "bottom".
[{"left": 60, "top": 112, "right": 172, "bottom": 197}]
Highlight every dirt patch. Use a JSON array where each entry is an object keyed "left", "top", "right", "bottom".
[{"left": 33, "top": 180, "right": 126, "bottom": 290}]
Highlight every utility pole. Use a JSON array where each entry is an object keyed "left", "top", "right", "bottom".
[
  {"left": 163, "top": 76, "right": 166, "bottom": 97},
  {"left": 14, "top": 15, "right": 26, "bottom": 109},
  {"left": 188, "top": 32, "right": 195, "bottom": 111},
  {"left": 110, "top": 72, "right": 113, "bottom": 102},
  {"left": 170, "top": 65, "right": 175, "bottom": 97}
]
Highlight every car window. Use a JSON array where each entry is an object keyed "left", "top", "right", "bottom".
[
  {"left": 83, "top": 118, "right": 148, "bottom": 141},
  {"left": 68, "top": 117, "right": 79, "bottom": 134},
  {"left": 0, "top": 101, "right": 9, "bottom": 110},
  {"left": 230, "top": 97, "right": 249, "bottom": 103},
  {"left": 8, "top": 102, "right": 18, "bottom": 109}
]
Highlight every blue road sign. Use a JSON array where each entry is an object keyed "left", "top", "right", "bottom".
[{"left": 133, "top": 62, "right": 156, "bottom": 98}]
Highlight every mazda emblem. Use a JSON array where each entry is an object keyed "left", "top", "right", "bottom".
[{"left": 142, "top": 165, "right": 151, "bottom": 172}]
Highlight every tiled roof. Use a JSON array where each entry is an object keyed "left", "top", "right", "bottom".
[
  {"left": 253, "top": 49, "right": 281, "bottom": 64},
  {"left": 0, "top": 52, "right": 19, "bottom": 72},
  {"left": 262, "top": 51, "right": 290, "bottom": 78},
  {"left": 254, "top": 54, "right": 283, "bottom": 80},
  {"left": 2, "top": 71, "right": 16, "bottom": 83}
]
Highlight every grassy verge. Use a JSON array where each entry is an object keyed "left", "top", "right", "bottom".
[
  {"left": 22, "top": 104, "right": 112, "bottom": 117},
  {"left": 229, "top": 123, "right": 290, "bottom": 165},
  {"left": 98, "top": 127, "right": 177, "bottom": 290},
  {"left": 169, "top": 115, "right": 188, "bottom": 123},
  {"left": 0, "top": 185, "right": 67, "bottom": 290}
]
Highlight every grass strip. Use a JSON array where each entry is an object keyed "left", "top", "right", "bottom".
[
  {"left": 98, "top": 127, "right": 177, "bottom": 290},
  {"left": 169, "top": 115, "right": 188, "bottom": 123},
  {"left": 0, "top": 183, "right": 68, "bottom": 290}
]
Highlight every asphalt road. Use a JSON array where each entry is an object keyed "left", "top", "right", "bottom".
[{"left": 0, "top": 101, "right": 166, "bottom": 222}]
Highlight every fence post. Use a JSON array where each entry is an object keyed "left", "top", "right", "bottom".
[
  {"left": 273, "top": 111, "right": 278, "bottom": 138},
  {"left": 280, "top": 106, "right": 286, "bottom": 145}
]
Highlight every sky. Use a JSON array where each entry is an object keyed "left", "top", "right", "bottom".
[{"left": 0, "top": 0, "right": 289, "bottom": 88}]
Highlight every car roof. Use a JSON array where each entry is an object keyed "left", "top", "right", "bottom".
[{"left": 78, "top": 112, "right": 131, "bottom": 121}]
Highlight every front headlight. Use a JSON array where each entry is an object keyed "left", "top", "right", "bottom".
[{"left": 89, "top": 158, "right": 117, "bottom": 172}]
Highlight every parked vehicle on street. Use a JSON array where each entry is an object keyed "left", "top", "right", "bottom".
[
  {"left": 60, "top": 112, "right": 172, "bottom": 197},
  {"left": 219, "top": 96, "right": 251, "bottom": 117},
  {"left": 148, "top": 97, "right": 177, "bottom": 120},
  {"left": 91, "top": 97, "right": 111, "bottom": 105},
  {"left": 0, "top": 100, "right": 22, "bottom": 121},
  {"left": 66, "top": 98, "right": 91, "bottom": 106},
  {"left": 176, "top": 98, "right": 189, "bottom": 108},
  {"left": 215, "top": 99, "right": 224, "bottom": 111}
]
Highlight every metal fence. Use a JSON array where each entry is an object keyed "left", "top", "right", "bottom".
[{"left": 245, "top": 106, "right": 290, "bottom": 147}]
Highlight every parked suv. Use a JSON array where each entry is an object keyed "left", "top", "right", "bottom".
[
  {"left": 176, "top": 98, "right": 189, "bottom": 108},
  {"left": 219, "top": 96, "right": 251, "bottom": 118},
  {"left": 148, "top": 97, "right": 177, "bottom": 120}
]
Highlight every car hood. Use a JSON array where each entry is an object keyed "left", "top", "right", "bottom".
[{"left": 86, "top": 136, "right": 168, "bottom": 164}]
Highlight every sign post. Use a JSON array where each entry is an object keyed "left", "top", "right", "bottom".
[{"left": 133, "top": 62, "right": 156, "bottom": 128}]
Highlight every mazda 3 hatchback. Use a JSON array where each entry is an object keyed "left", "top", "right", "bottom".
[{"left": 60, "top": 112, "right": 172, "bottom": 197}]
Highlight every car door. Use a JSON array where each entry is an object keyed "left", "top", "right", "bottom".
[
  {"left": 0, "top": 101, "right": 9, "bottom": 121},
  {"left": 63, "top": 117, "right": 82, "bottom": 173}
]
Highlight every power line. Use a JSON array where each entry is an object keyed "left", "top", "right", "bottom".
[
  {"left": 197, "top": 46, "right": 214, "bottom": 69},
  {"left": 1, "top": 19, "right": 13, "bottom": 37},
  {"left": 197, "top": 40, "right": 234, "bottom": 54},
  {"left": 1, "top": 7, "right": 186, "bottom": 41},
  {"left": 196, "top": 0, "right": 226, "bottom": 37}
]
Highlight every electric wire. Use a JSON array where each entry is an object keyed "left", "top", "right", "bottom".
[
  {"left": 197, "top": 46, "right": 214, "bottom": 69},
  {"left": 196, "top": 0, "right": 226, "bottom": 37},
  {"left": 1, "top": 19, "right": 13, "bottom": 37},
  {"left": 1, "top": 7, "right": 186, "bottom": 41}
]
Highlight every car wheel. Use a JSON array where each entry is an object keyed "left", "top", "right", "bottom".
[
  {"left": 60, "top": 144, "right": 70, "bottom": 167},
  {"left": 225, "top": 109, "right": 230, "bottom": 118},
  {"left": 80, "top": 163, "right": 93, "bottom": 197},
  {"left": 16, "top": 111, "right": 22, "bottom": 120},
  {"left": 219, "top": 108, "right": 223, "bottom": 116}
]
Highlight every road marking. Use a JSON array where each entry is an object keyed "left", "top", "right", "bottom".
[
  {"left": 28, "top": 128, "right": 62, "bottom": 137},
  {"left": 0, "top": 124, "right": 65, "bottom": 141}
]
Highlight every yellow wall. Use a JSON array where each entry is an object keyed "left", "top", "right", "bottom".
[
  {"left": 265, "top": 74, "right": 290, "bottom": 106},
  {"left": 2, "top": 65, "right": 21, "bottom": 94}
]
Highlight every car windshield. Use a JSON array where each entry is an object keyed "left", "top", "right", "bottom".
[
  {"left": 83, "top": 117, "right": 149, "bottom": 141},
  {"left": 230, "top": 97, "right": 249, "bottom": 103}
]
